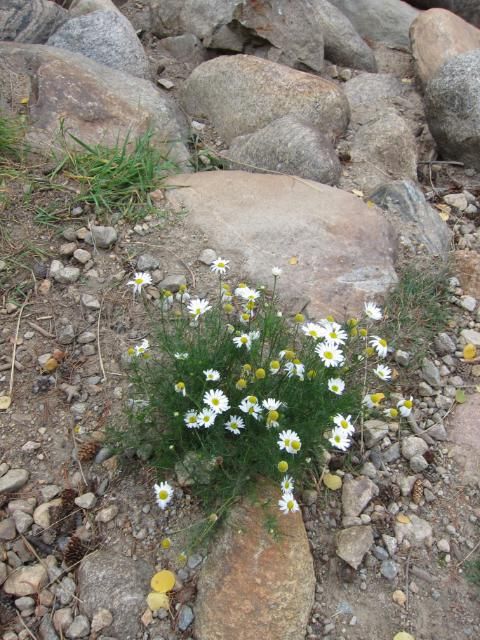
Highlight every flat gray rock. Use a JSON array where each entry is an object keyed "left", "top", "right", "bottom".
[
  {"left": 78, "top": 551, "right": 151, "bottom": 639},
  {"left": 182, "top": 54, "right": 349, "bottom": 144},
  {"left": 164, "top": 171, "right": 398, "bottom": 318},
  {"left": 425, "top": 49, "right": 480, "bottom": 171},
  {"left": 0, "top": 0, "right": 68, "bottom": 43},
  {"left": 369, "top": 180, "right": 452, "bottom": 255},
  {"left": 336, "top": 525, "right": 374, "bottom": 569},
  {"left": 47, "top": 10, "right": 150, "bottom": 79},
  {"left": 329, "top": 0, "right": 419, "bottom": 47},
  {"left": 226, "top": 115, "right": 341, "bottom": 185}
]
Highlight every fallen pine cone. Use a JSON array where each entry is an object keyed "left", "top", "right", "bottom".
[
  {"left": 78, "top": 440, "right": 101, "bottom": 463},
  {"left": 63, "top": 535, "right": 86, "bottom": 568},
  {"left": 411, "top": 478, "right": 424, "bottom": 505}
]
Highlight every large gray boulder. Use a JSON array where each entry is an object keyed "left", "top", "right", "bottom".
[
  {"left": 0, "top": 43, "right": 189, "bottom": 165},
  {"left": 235, "top": 0, "right": 376, "bottom": 72},
  {"left": 182, "top": 55, "right": 350, "bottom": 144},
  {"left": 225, "top": 115, "right": 342, "bottom": 185},
  {"left": 369, "top": 180, "right": 452, "bottom": 255},
  {"left": 329, "top": 0, "right": 419, "bottom": 47},
  {"left": 407, "top": 0, "right": 480, "bottom": 27},
  {"left": 164, "top": 171, "right": 398, "bottom": 318},
  {"left": 349, "top": 112, "right": 418, "bottom": 192},
  {"left": 148, "top": 0, "right": 376, "bottom": 72},
  {"left": 0, "top": 0, "right": 68, "bottom": 43},
  {"left": 424, "top": 50, "right": 480, "bottom": 171},
  {"left": 47, "top": 10, "right": 150, "bottom": 79}
]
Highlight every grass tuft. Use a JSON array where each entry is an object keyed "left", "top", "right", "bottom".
[
  {"left": 51, "top": 124, "right": 180, "bottom": 222},
  {"left": 0, "top": 111, "right": 26, "bottom": 162},
  {"left": 381, "top": 256, "right": 452, "bottom": 366}
]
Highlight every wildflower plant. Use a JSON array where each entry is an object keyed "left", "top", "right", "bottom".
[{"left": 118, "top": 259, "right": 415, "bottom": 526}]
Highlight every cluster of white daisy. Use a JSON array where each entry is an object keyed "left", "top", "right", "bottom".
[{"left": 128, "top": 260, "right": 416, "bottom": 519}]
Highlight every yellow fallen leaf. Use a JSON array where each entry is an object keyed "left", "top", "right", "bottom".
[
  {"left": 146, "top": 592, "right": 170, "bottom": 611},
  {"left": 394, "top": 633, "right": 415, "bottom": 640},
  {"left": 323, "top": 473, "right": 342, "bottom": 491},
  {"left": 352, "top": 189, "right": 364, "bottom": 197},
  {"left": 455, "top": 389, "right": 466, "bottom": 404},
  {"left": 43, "top": 357, "right": 59, "bottom": 373},
  {"left": 396, "top": 514, "right": 411, "bottom": 524},
  {"left": 435, "top": 203, "right": 451, "bottom": 222},
  {"left": 20, "top": 97, "right": 29, "bottom": 105},
  {"left": 0, "top": 395, "right": 12, "bottom": 410},
  {"left": 463, "top": 344, "right": 477, "bottom": 360},
  {"left": 150, "top": 569, "right": 176, "bottom": 593},
  {"left": 366, "top": 200, "right": 375, "bottom": 208},
  {"left": 289, "top": 256, "right": 298, "bottom": 265}
]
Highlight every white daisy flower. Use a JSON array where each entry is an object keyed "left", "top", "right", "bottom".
[
  {"left": 174, "top": 352, "right": 189, "bottom": 360},
  {"left": 225, "top": 415, "right": 245, "bottom": 434},
  {"left": 362, "top": 392, "right": 385, "bottom": 409},
  {"left": 284, "top": 361, "right": 305, "bottom": 380},
  {"left": 365, "top": 301, "right": 383, "bottom": 321},
  {"left": 374, "top": 364, "right": 392, "bottom": 381},
  {"left": 134, "top": 338, "right": 149, "bottom": 356},
  {"left": 262, "top": 398, "right": 283, "bottom": 411},
  {"left": 204, "top": 369, "right": 220, "bottom": 381},
  {"left": 238, "top": 398, "right": 262, "bottom": 419},
  {"left": 328, "top": 378, "right": 345, "bottom": 395},
  {"left": 210, "top": 257, "right": 230, "bottom": 275},
  {"left": 154, "top": 482, "right": 173, "bottom": 510},
  {"left": 281, "top": 475, "right": 295, "bottom": 493},
  {"left": 278, "top": 492, "right": 299, "bottom": 515},
  {"left": 270, "top": 360, "right": 281, "bottom": 374},
  {"left": 233, "top": 333, "right": 252, "bottom": 350},
  {"left": 174, "top": 381, "right": 186, "bottom": 396},
  {"left": 384, "top": 407, "right": 399, "bottom": 419},
  {"left": 187, "top": 298, "right": 212, "bottom": 318},
  {"left": 197, "top": 408, "right": 216, "bottom": 428},
  {"left": 370, "top": 336, "right": 388, "bottom": 358},
  {"left": 315, "top": 342, "right": 345, "bottom": 367},
  {"left": 184, "top": 410, "right": 199, "bottom": 429},
  {"left": 203, "top": 389, "right": 230, "bottom": 414},
  {"left": 397, "top": 396, "right": 414, "bottom": 417},
  {"left": 302, "top": 322, "right": 324, "bottom": 339},
  {"left": 272, "top": 266, "right": 283, "bottom": 277},
  {"left": 235, "top": 286, "right": 260, "bottom": 302},
  {"left": 333, "top": 413, "right": 355, "bottom": 435},
  {"left": 127, "top": 272, "right": 152, "bottom": 295},
  {"left": 328, "top": 427, "right": 352, "bottom": 452},
  {"left": 277, "top": 429, "right": 301, "bottom": 454},
  {"left": 175, "top": 291, "right": 191, "bottom": 303},
  {"left": 249, "top": 330, "right": 261, "bottom": 341},
  {"left": 318, "top": 322, "right": 348, "bottom": 346}
]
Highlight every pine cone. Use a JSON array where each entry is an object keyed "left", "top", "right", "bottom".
[
  {"left": 63, "top": 535, "right": 86, "bottom": 568},
  {"left": 78, "top": 440, "right": 100, "bottom": 463},
  {"left": 411, "top": 478, "right": 424, "bottom": 505},
  {"left": 51, "top": 488, "right": 78, "bottom": 534}
]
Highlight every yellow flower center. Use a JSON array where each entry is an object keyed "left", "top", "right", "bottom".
[
  {"left": 217, "top": 262, "right": 225, "bottom": 268},
  {"left": 246, "top": 300, "right": 255, "bottom": 310},
  {"left": 284, "top": 438, "right": 290, "bottom": 447},
  {"left": 332, "top": 385, "right": 338, "bottom": 391},
  {"left": 241, "top": 313, "right": 250, "bottom": 321},
  {"left": 324, "top": 351, "right": 333, "bottom": 360},
  {"left": 240, "top": 336, "right": 248, "bottom": 344},
  {"left": 284, "top": 350, "right": 295, "bottom": 360},
  {"left": 291, "top": 440, "right": 300, "bottom": 451},
  {"left": 268, "top": 410, "right": 279, "bottom": 422},
  {"left": 203, "top": 416, "right": 210, "bottom": 423},
  {"left": 329, "top": 332, "right": 337, "bottom": 339},
  {"left": 360, "top": 328, "right": 368, "bottom": 337},
  {"left": 188, "top": 416, "right": 196, "bottom": 423},
  {"left": 341, "top": 420, "right": 348, "bottom": 428},
  {"left": 158, "top": 490, "right": 168, "bottom": 500},
  {"left": 270, "top": 360, "right": 280, "bottom": 370},
  {"left": 278, "top": 461, "right": 288, "bottom": 472},
  {"left": 236, "top": 379, "right": 247, "bottom": 389},
  {"left": 248, "top": 396, "right": 257, "bottom": 404},
  {"left": 287, "top": 500, "right": 294, "bottom": 511},
  {"left": 212, "top": 398, "right": 220, "bottom": 406},
  {"left": 135, "top": 278, "right": 143, "bottom": 285},
  {"left": 255, "top": 368, "right": 266, "bottom": 379},
  {"left": 404, "top": 400, "right": 413, "bottom": 408},
  {"left": 309, "top": 330, "right": 318, "bottom": 337},
  {"left": 379, "top": 339, "right": 387, "bottom": 347},
  {"left": 334, "top": 435, "right": 341, "bottom": 443},
  {"left": 371, "top": 393, "right": 385, "bottom": 404},
  {"left": 224, "top": 303, "right": 233, "bottom": 313}
]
